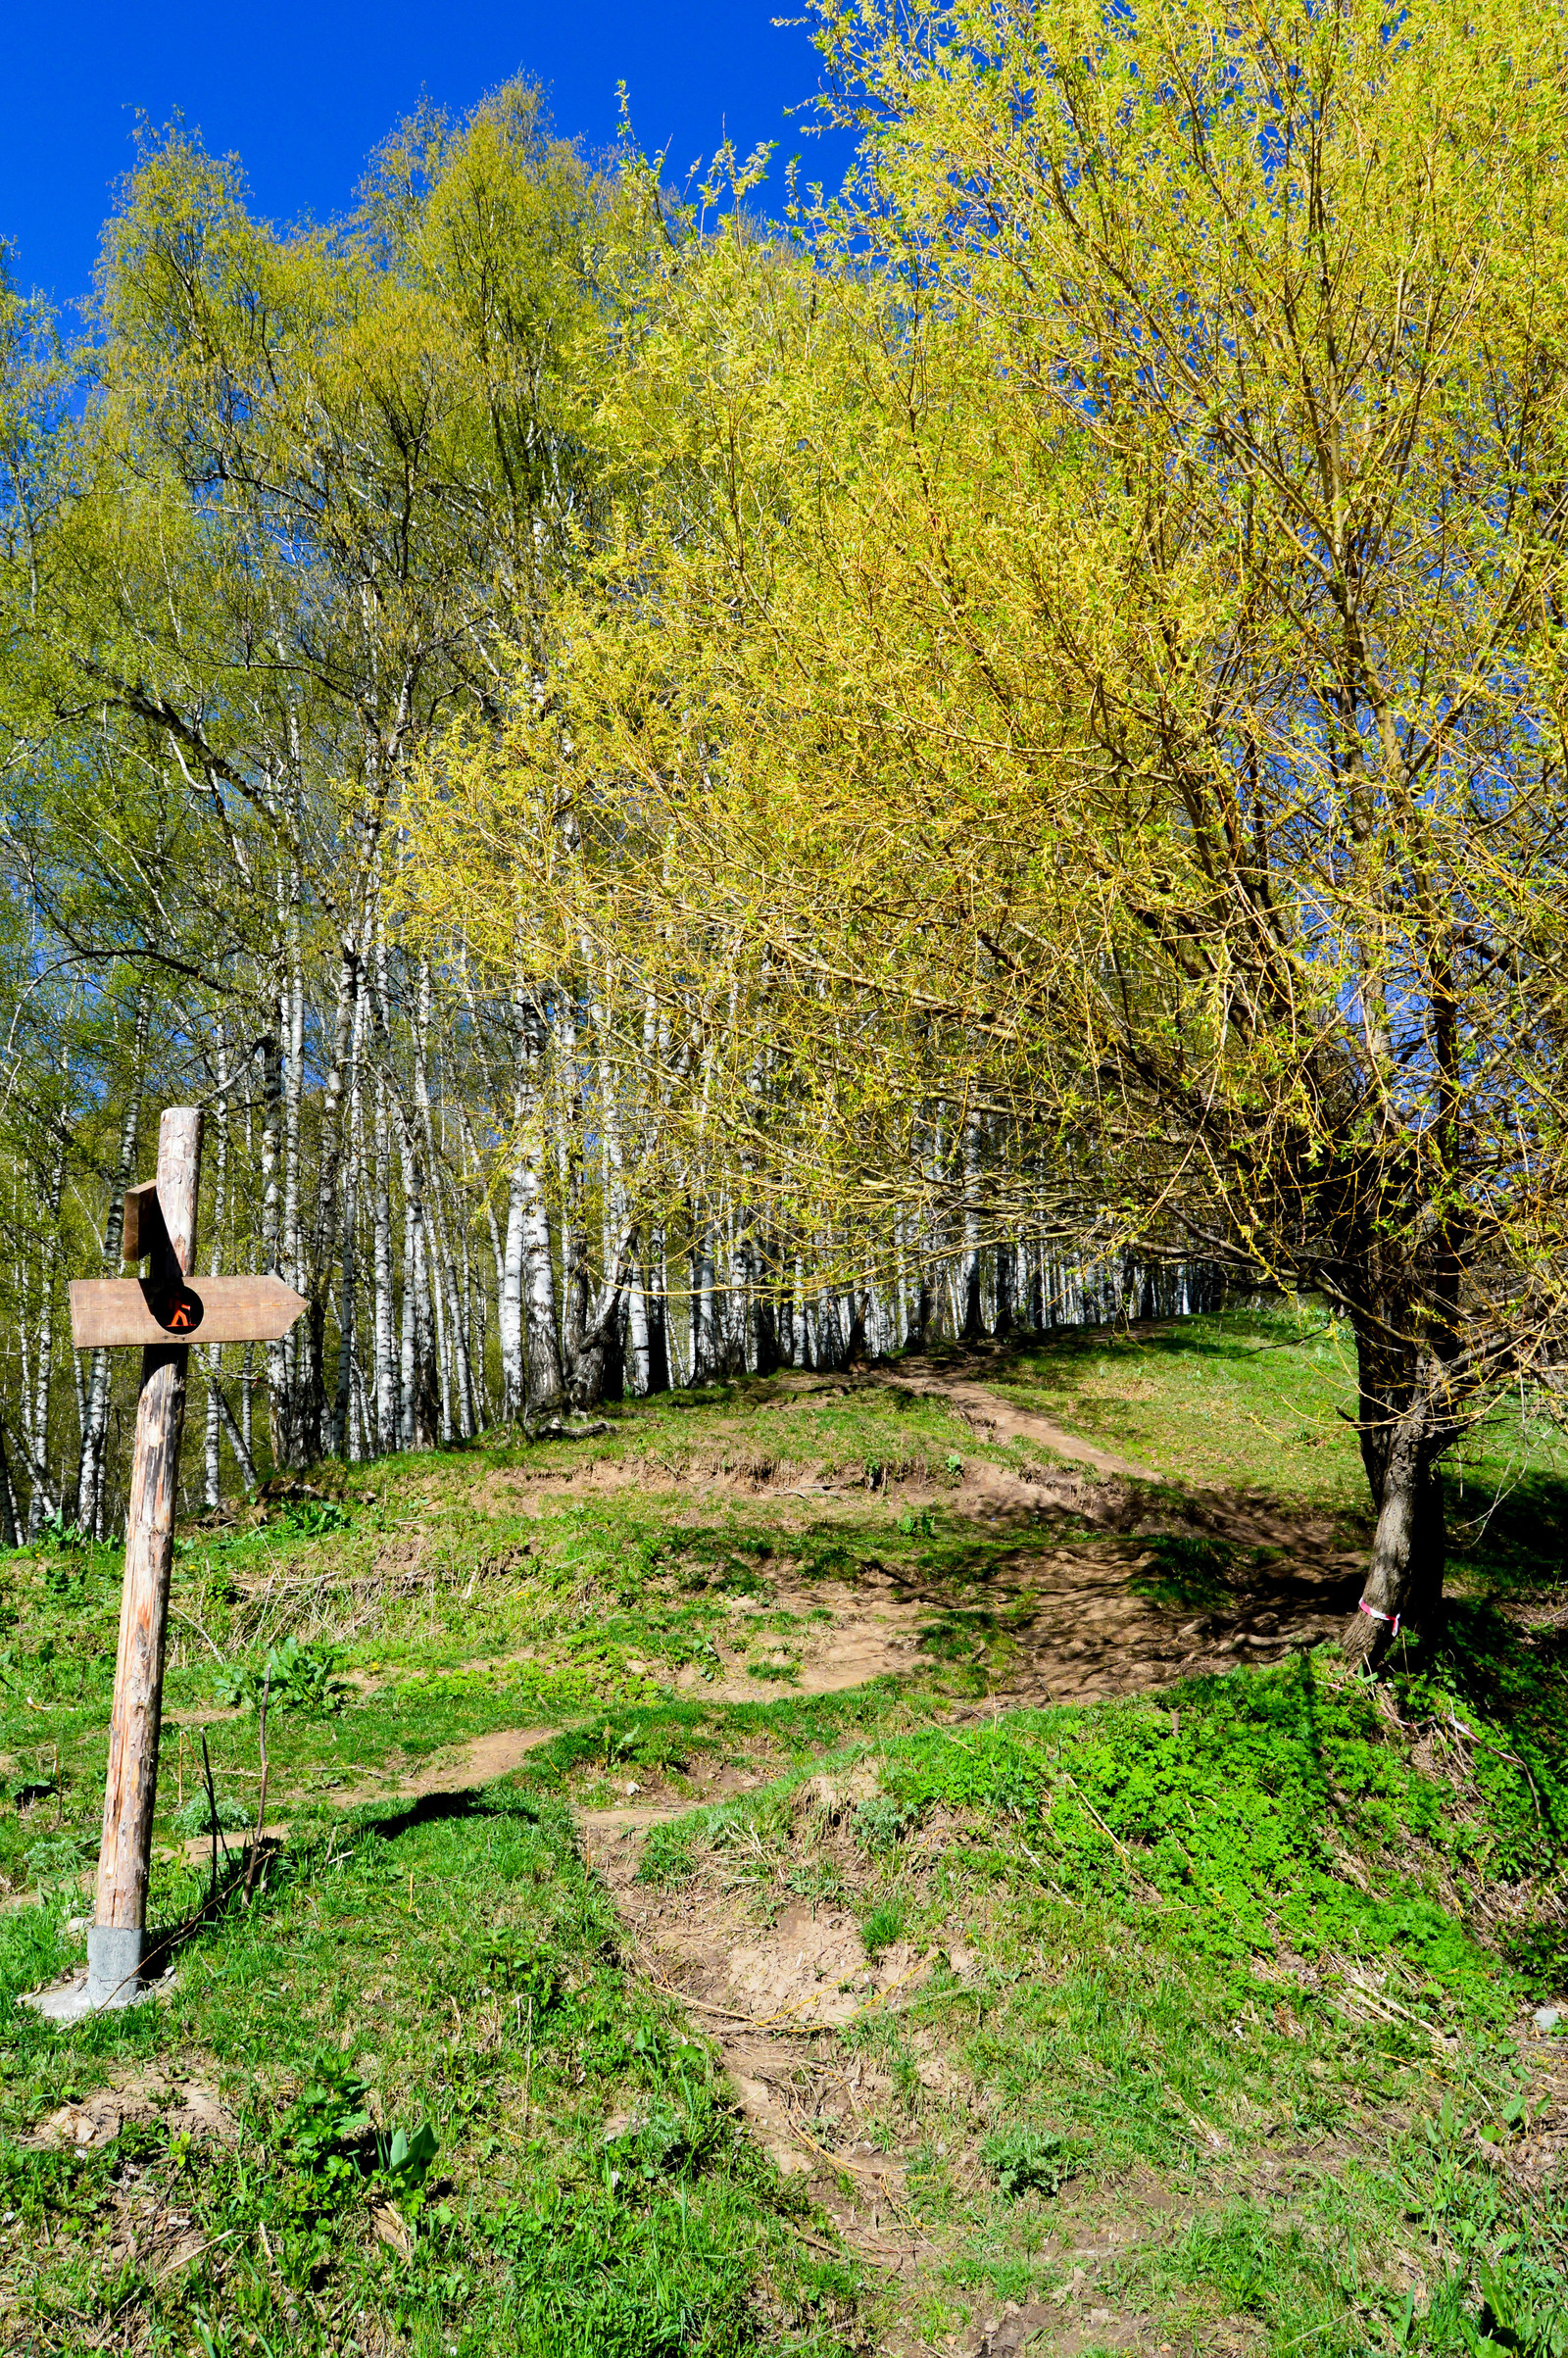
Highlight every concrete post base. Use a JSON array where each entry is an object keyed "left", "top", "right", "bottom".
[
  {"left": 86, "top": 1924, "right": 146, "bottom": 2010},
  {"left": 23, "top": 1927, "right": 163, "bottom": 2024}
]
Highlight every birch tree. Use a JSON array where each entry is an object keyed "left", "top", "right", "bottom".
[{"left": 420, "top": 0, "right": 1568, "bottom": 1658}]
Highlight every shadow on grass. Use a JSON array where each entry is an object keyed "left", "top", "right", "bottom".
[{"left": 1448, "top": 1468, "right": 1568, "bottom": 1594}]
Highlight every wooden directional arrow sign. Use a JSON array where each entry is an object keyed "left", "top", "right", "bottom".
[{"left": 69, "top": 1273, "right": 308, "bottom": 1350}]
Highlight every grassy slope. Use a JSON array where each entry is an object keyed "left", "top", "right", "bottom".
[{"left": 0, "top": 1308, "right": 1564, "bottom": 2358}]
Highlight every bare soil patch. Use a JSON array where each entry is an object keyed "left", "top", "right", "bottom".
[
  {"left": 27, "top": 2066, "right": 238, "bottom": 2152},
  {"left": 583, "top": 1801, "right": 941, "bottom": 2273},
  {"left": 289, "top": 1722, "right": 560, "bottom": 1819},
  {"left": 577, "top": 1784, "right": 1218, "bottom": 2356}
]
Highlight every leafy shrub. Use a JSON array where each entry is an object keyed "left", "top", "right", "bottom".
[
  {"left": 25, "top": 1834, "right": 95, "bottom": 1884},
  {"left": 281, "top": 2051, "right": 372, "bottom": 2184},
  {"left": 279, "top": 2050, "right": 437, "bottom": 2205},
  {"left": 476, "top": 1936, "right": 561, "bottom": 2010},
  {"left": 854, "top": 1794, "right": 914, "bottom": 1853},
  {"left": 604, "top": 2095, "right": 726, "bottom": 2192},
  {"left": 36, "top": 1511, "right": 89, "bottom": 1553},
  {"left": 273, "top": 1498, "right": 352, "bottom": 1537},
  {"left": 214, "top": 1635, "right": 345, "bottom": 1715},
  {"left": 593, "top": 1722, "right": 640, "bottom": 1770},
  {"left": 1464, "top": 2248, "right": 1568, "bottom": 2357},
  {"left": 982, "top": 2124, "right": 1077, "bottom": 2199},
  {"left": 172, "top": 1791, "right": 253, "bottom": 1839},
  {"left": 868, "top": 1652, "right": 1562, "bottom": 2002}
]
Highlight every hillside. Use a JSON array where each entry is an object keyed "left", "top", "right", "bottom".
[{"left": 3, "top": 1309, "right": 1567, "bottom": 2358}]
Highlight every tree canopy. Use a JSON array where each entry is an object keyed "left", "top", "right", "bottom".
[
  {"left": 0, "top": 5, "right": 1563, "bottom": 1658},
  {"left": 421, "top": 0, "right": 1568, "bottom": 1652}
]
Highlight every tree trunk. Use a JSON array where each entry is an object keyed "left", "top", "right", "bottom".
[
  {"left": 0, "top": 1426, "right": 20, "bottom": 1549},
  {"left": 560, "top": 1234, "right": 631, "bottom": 1409},
  {"left": 212, "top": 1381, "right": 259, "bottom": 1492},
  {"left": 370, "top": 1055, "right": 400, "bottom": 1454},
  {"left": 307, "top": 934, "right": 359, "bottom": 1463},
  {"left": 626, "top": 1256, "right": 652, "bottom": 1396},
  {"left": 995, "top": 1243, "right": 1016, "bottom": 1338},
  {"left": 27, "top": 1131, "right": 67, "bottom": 1536},
  {"left": 411, "top": 953, "right": 463, "bottom": 1443},
  {"left": 514, "top": 1004, "right": 564, "bottom": 1409},
  {"left": 646, "top": 1232, "right": 671, "bottom": 1393},
  {"left": 689, "top": 1218, "right": 717, "bottom": 1384},
  {"left": 80, "top": 989, "right": 151, "bottom": 1534},
  {"left": 9, "top": 1415, "right": 60, "bottom": 1523},
  {"left": 752, "top": 1276, "right": 780, "bottom": 1376},
  {"left": 262, "top": 1027, "right": 305, "bottom": 1471},
  {"left": 959, "top": 1117, "right": 986, "bottom": 1343},
  {"left": 331, "top": 976, "right": 367, "bottom": 1459},
  {"left": 1342, "top": 1341, "right": 1446, "bottom": 1663},
  {"left": 203, "top": 1024, "right": 231, "bottom": 1510},
  {"left": 500, "top": 1147, "right": 528, "bottom": 1420},
  {"left": 396, "top": 1099, "right": 438, "bottom": 1450},
  {"left": 283, "top": 901, "right": 308, "bottom": 1434}
]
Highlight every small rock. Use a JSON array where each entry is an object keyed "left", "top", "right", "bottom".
[
  {"left": 1534, "top": 2005, "right": 1562, "bottom": 2034},
  {"left": 64, "top": 1917, "right": 87, "bottom": 1937},
  {"left": 625, "top": 1781, "right": 641, "bottom": 1797}
]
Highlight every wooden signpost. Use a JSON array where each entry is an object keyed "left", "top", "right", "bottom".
[{"left": 64, "top": 1107, "right": 305, "bottom": 2012}]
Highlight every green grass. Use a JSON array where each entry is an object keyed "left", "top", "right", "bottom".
[
  {"left": 0, "top": 1792, "right": 854, "bottom": 2355},
  {"left": 997, "top": 1306, "right": 1568, "bottom": 1547},
  {"left": 639, "top": 1641, "right": 1568, "bottom": 2353},
  {"left": 2, "top": 1309, "right": 1566, "bottom": 2354}
]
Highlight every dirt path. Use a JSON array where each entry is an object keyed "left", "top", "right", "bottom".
[
  {"left": 155, "top": 1726, "right": 564, "bottom": 1877},
  {"left": 879, "top": 1361, "right": 1158, "bottom": 1483},
  {"left": 575, "top": 1778, "right": 1178, "bottom": 2354},
  {"left": 578, "top": 1781, "right": 939, "bottom": 2300},
  {"left": 332, "top": 1723, "right": 559, "bottom": 1808}
]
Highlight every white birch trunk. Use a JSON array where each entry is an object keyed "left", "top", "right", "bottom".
[
  {"left": 331, "top": 967, "right": 368, "bottom": 1459},
  {"left": 27, "top": 1131, "right": 67, "bottom": 1535},
  {"left": 81, "top": 987, "right": 151, "bottom": 1534},
  {"left": 514, "top": 998, "right": 564, "bottom": 1409},
  {"left": 203, "top": 1023, "right": 231, "bottom": 1510},
  {"left": 261, "top": 1023, "right": 295, "bottom": 1469},
  {"left": 368, "top": 900, "right": 401, "bottom": 1452}
]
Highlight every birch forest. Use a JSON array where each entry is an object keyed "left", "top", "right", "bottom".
[{"left": 2, "top": 0, "right": 1567, "bottom": 1654}]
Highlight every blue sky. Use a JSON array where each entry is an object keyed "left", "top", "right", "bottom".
[{"left": 1, "top": 2, "right": 852, "bottom": 310}]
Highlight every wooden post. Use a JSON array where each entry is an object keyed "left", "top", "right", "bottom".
[{"left": 87, "top": 1106, "right": 202, "bottom": 2008}]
